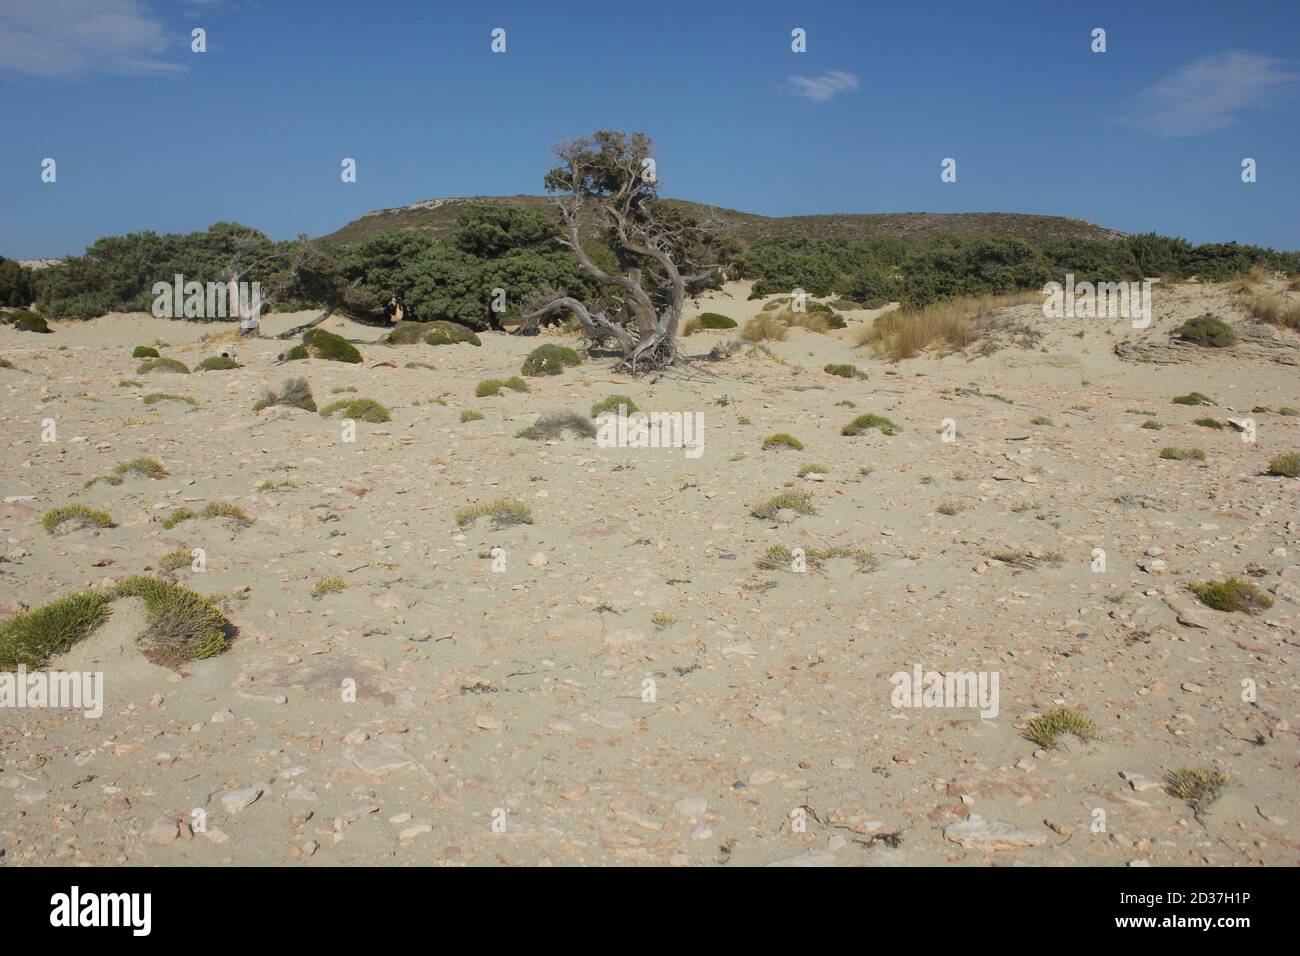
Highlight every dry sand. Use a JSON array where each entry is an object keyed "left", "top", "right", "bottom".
[{"left": 1, "top": 280, "right": 1297, "bottom": 866}]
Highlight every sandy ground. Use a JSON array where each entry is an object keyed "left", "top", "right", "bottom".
[{"left": 1, "top": 280, "right": 1297, "bottom": 866}]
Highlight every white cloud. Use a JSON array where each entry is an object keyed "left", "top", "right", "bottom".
[
  {"left": 0, "top": 0, "right": 183, "bottom": 78},
  {"left": 788, "top": 70, "right": 859, "bottom": 103},
  {"left": 1124, "top": 51, "right": 1297, "bottom": 137}
]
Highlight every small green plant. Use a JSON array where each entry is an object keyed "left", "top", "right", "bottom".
[
  {"left": 158, "top": 550, "right": 192, "bottom": 572},
  {"left": 1265, "top": 452, "right": 1300, "bottom": 477},
  {"left": 0, "top": 590, "right": 110, "bottom": 668},
  {"left": 1189, "top": 578, "right": 1273, "bottom": 614},
  {"left": 516, "top": 411, "right": 596, "bottom": 440},
  {"left": 750, "top": 491, "right": 816, "bottom": 520},
  {"left": 6, "top": 310, "right": 51, "bottom": 333},
  {"left": 161, "top": 508, "right": 196, "bottom": 529},
  {"left": 1030, "top": 415, "right": 1053, "bottom": 426},
  {"left": 460, "top": 409, "right": 485, "bottom": 422},
  {"left": 823, "top": 363, "right": 862, "bottom": 378},
  {"left": 695, "top": 312, "right": 737, "bottom": 329},
  {"left": 521, "top": 344, "right": 582, "bottom": 376},
  {"left": 842, "top": 413, "right": 900, "bottom": 436},
  {"left": 1177, "top": 314, "right": 1237, "bottom": 348},
  {"left": 1279, "top": 407, "right": 1299, "bottom": 416},
  {"left": 42, "top": 504, "right": 113, "bottom": 535},
  {"left": 651, "top": 611, "right": 677, "bottom": 629},
  {"left": 454, "top": 498, "right": 534, "bottom": 529},
  {"left": 762, "top": 432, "right": 804, "bottom": 451},
  {"left": 1160, "top": 446, "right": 1206, "bottom": 461},
  {"left": 796, "top": 463, "right": 828, "bottom": 477},
  {"left": 202, "top": 502, "right": 255, "bottom": 527},
  {"left": 132, "top": 345, "right": 160, "bottom": 358},
  {"left": 1172, "top": 391, "right": 1215, "bottom": 406},
  {"left": 138, "top": 357, "right": 190, "bottom": 374},
  {"left": 421, "top": 321, "right": 481, "bottom": 346},
  {"left": 255, "top": 479, "right": 299, "bottom": 492},
  {"left": 113, "top": 576, "right": 230, "bottom": 665},
  {"left": 113, "top": 457, "right": 167, "bottom": 479},
  {"left": 1164, "top": 766, "right": 1228, "bottom": 819},
  {"left": 1142, "top": 419, "right": 1162, "bottom": 430},
  {"left": 475, "top": 377, "right": 530, "bottom": 397},
  {"left": 197, "top": 355, "right": 241, "bottom": 371},
  {"left": 319, "top": 398, "right": 391, "bottom": 423},
  {"left": 1193, "top": 417, "right": 1224, "bottom": 429},
  {"left": 310, "top": 576, "right": 347, "bottom": 598},
  {"left": 142, "top": 392, "right": 197, "bottom": 406},
  {"left": 295, "top": 328, "right": 362, "bottom": 363},
  {"left": 936, "top": 500, "right": 966, "bottom": 516},
  {"left": 253, "top": 377, "right": 315, "bottom": 412},
  {"left": 755, "top": 543, "right": 876, "bottom": 573},
  {"left": 591, "top": 394, "right": 640, "bottom": 417},
  {"left": 1023, "top": 707, "right": 1099, "bottom": 748}
]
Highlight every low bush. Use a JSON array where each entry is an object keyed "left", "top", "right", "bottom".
[
  {"left": 319, "top": 397, "right": 391, "bottom": 423},
  {"left": 841, "top": 413, "right": 900, "bottom": 436},
  {"left": 138, "top": 357, "right": 190, "bottom": 374},
  {"left": 1177, "top": 314, "right": 1237, "bottom": 347},
  {"left": 521, "top": 344, "right": 582, "bottom": 376},
  {"left": 1189, "top": 577, "right": 1272, "bottom": 613},
  {"left": 42, "top": 504, "right": 113, "bottom": 535},
  {"left": 253, "top": 377, "right": 316, "bottom": 412}
]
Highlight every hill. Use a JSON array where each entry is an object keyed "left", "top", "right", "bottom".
[{"left": 320, "top": 195, "right": 1127, "bottom": 248}]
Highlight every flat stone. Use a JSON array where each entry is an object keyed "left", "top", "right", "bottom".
[{"left": 944, "top": 817, "right": 1048, "bottom": 851}]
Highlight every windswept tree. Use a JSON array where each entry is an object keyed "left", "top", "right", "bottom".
[{"left": 523, "top": 131, "right": 723, "bottom": 372}]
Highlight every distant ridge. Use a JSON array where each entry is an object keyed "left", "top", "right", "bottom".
[{"left": 320, "top": 195, "right": 1128, "bottom": 248}]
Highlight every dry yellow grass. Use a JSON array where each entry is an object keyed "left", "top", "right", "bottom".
[
  {"left": 1244, "top": 291, "right": 1300, "bottom": 331},
  {"left": 739, "top": 314, "right": 788, "bottom": 342},
  {"left": 855, "top": 291, "right": 1038, "bottom": 359}
]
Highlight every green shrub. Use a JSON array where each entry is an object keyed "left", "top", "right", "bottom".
[
  {"left": 253, "top": 377, "right": 315, "bottom": 412},
  {"left": 460, "top": 409, "right": 485, "bottom": 422},
  {"left": 113, "top": 457, "right": 167, "bottom": 479},
  {"left": 695, "top": 312, "right": 737, "bottom": 329},
  {"left": 201, "top": 502, "right": 255, "bottom": 527},
  {"left": 138, "top": 357, "right": 190, "bottom": 374},
  {"left": 386, "top": 321, "right": 432, "bottom": 344},
  {"left": 300, "top": 328, "right": 362, "bottom": 363},
  {"left": 762, "top": 432, "right": 805, "bottom": 451},
  {"left": 591, "top": 394, "right": 640, "bottom": 417},
  {"left": 796, "top": 463, "right": 829, "bottom": 477},
  {"left": 42, "top": 504, "right": 113, "bottom": 535},
  {"left": 750, "top": 491, "right": 816, "bottom": 519},
  {"left": 1164, "top": 766, "right": 1228, "bottom": 817},
  {"left": 1280, "top": 407, "right": 1299, "bottom": 416},
  {"left": 1189, "top": 577, "right": 1272, "bottom": 613},
  {"left": 132, "top": 345, "right": 160, "bottom": 358},
  {"left": 454, "top": 498, "right": 534, "bottom": 529},
  {"left": 1177, "top": 314, "right": 1237, "bottom": 347},
  {"left": 476, "top": 377, "right": 530, "bottom": 397},
  {"left": 1023, "top": 707, "right": 1099, "bottom": 748},
  {"left": 161, "top": 508, "right": 195, "bottom": 529},
  {"left": 516, "top": 411, "right": 596, "bottom": 440},
  {"left": 1266, "top": 452, "right": 1300, "bottom": 477},
  {"left": 423, "top": 321, "right": 481, "bottom": 347},
  {"left": 310, "top": 576, "right": 347, "bottom": 598},
  {"left": 197, "top": 355, "right": 241, "bottom": 371},
  {"left": 319, "top": 397, "right": 391, "bottom": 423},
  {"left": 823, "top": 363, "right": 861, "bottom": 378},
  {"left": 113, "top": 576, "right": 230, "bottom": 664},
  {"left": 5, "top": 310, "right": 50, "bottom": 333},
  {"left": 756, "top": 543, "right": 875, "bottom": 572},
  {"left": 1172, "top": 391, "right": 1215, "bottom": 406},
  {"left": 158, "top": 550, "right": 192, "bottom": 572},
  {"left": 1193, "top": 417, "right": 1224, "bottom": 429},
  {"left": 1142, "top": 420, "right": 1162, "bottom": 430},
  {"left": 1160, "top": 447, "right": 1205, "bottom": 461},
  {"left": 521, "top": 344, "right": 582, "bottom": 376},
  {"left": 841, "top": 413, "right": 900, "bottom": 436},
  {"left": 0, "top": 590, "right": 110, "bottom": 668},
  {"left": 284, "top": 345, "right": 309, "bottom": 361},
  {"left": 142, "top": 392, "right": 196, "bottom": 406}
]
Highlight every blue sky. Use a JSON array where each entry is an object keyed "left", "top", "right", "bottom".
[{"left": 2, "top": 0, "right": 1297, "bottom": 258}]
